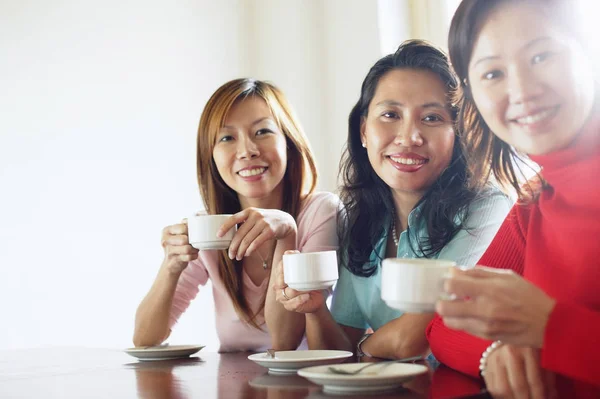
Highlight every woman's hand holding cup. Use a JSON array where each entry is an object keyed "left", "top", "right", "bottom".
[
  {"left": 217, "top": 208, "right": 297, "bottom": 261},
  {"left": 274, "top": 250, "right": 329, "bottom": 313},
  {"left": 436, "top": 267, "right": 556, "bottom": 347},
  {"left": 161, "top": 221, "right": 199, "bottom": 275}
]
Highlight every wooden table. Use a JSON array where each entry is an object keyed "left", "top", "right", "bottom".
[{"left": 0, "top": 348, "right": 489, "bottom": 398}]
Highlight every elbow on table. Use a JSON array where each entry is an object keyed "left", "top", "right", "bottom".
[
  {"left": 133, "top": 336, "right": 154, "bottom": 348},
  {"left": 132, "top": 327, "right": 170, "bottom": 348},
  {"left": 269, "top": 334, "right": 302, "bottom": 351},
  {"left": 392, "top": 336, "right": 430, "bottom": 359}
]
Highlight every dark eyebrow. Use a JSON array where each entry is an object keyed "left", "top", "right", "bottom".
[
  {"left": 422, "top": 102, "right": 447, "bottom": 109},
  {"left": 524, "top": 36, "right": 552, "bottom": 50},
  {"left": 376, "top": 100, "right": 447, "bottom": 110},
  {"left": 375, "top": 100, "right": 403, "bottom": 107},
  {"left": 472, "top": 55, "right": 500, "bottom": 69},
  {"left": 223, "top": 117, "right": 273, "bottom": 129},
  {"left": 250, "top": 117, "right": 273, "bottom": 126},
  {"left": 472, "top": 36, "right": 553, "bottom": 68}
]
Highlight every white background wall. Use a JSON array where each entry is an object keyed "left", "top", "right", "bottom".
[{"left": 1, "top": 0, "right": 454, "bottom": 351}]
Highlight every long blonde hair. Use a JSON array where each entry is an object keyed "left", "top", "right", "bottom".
[{"left": 197, "top": 78, "right": 318, "bottom": 328}]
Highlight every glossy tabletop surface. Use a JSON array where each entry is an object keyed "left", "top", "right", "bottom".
[{"left": 0, "top": 347, "right": 490, "bottom": 398}]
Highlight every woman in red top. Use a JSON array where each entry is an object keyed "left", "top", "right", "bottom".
[{"left": 427, "top": 0, "right": 600, "bottom": 398}]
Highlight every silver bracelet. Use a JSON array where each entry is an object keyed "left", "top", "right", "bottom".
[
  {"left": 356, "top": 333, "right": 373, "bottom": 357},
  {"left": 479, "top": 340, "right": 502, "bottom": 377}
]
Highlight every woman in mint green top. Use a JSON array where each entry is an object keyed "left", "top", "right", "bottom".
[
  {"left": 331, "top": 192, "right": 510, "bottom": 333},
  {"left": 274, "top": 40, "right": 511, "bottom": 359}
]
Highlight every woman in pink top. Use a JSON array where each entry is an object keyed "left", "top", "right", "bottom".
[{"left": 133, "top": 79, "right": 339, "bottom": 352}]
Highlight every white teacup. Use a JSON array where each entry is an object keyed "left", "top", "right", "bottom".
[
  {"left": 283, "top": 250, "right": 339, "bottom": 292},
  {"left": 381, "top": 258, "right": 457, "bottom": 313},
  {"left": 187, "top": 214, "right": 235, "bottom": 250}
]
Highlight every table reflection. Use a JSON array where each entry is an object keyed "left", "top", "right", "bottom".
[
  {"left": 0, "top": 348, "right": 486, "bottom": 399},
  {"left": 428, "top": 366, "right": 487, "bottom": 398},
  {"left": 134, "top": 357, "right": 203, "bottom": 399}
]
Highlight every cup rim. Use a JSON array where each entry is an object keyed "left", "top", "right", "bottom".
[
  {"left": 188, "top": 214, "right": 233, "bottom": 219},
  {"left": 283, "top": 250, "right": 337, "bottom": 258},
  {"left": 381, "top": 258, "right": 456, "bottom": 268}
]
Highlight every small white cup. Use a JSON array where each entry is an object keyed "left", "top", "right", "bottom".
[
  {"left": 187, "top": 214, "right": 235, "bottom": 250},
  {"left": 283, "top": 250, "right": 339, "bottom": 292},
  {"left": 381, "top": 258, "right": 457, "bottom": 313}
]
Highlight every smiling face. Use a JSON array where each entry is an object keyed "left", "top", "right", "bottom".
[
  {"left": 467, "top": 1, "right": 595, "bottom": 155},
  {"left": 361, "top": 68, "right": 455, "bottom": 199},
  {"left": 212, "top": 96, "right": 288, "bottom": 205}
]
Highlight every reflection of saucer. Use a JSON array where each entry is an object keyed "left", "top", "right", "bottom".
[
  {"left": 249, "top": 373, "right": 316, "bottom": 390},
  {"left": 124, "top": 345, "right": 204, "bottom": 361},
  {"left": 297, "top": 362, "right": 427, "bottom": 395},
  {"left": 125, "top": 357, "right": 204, "bottom": 369},
  {"left": 305, "top": 390, "right": 403, "bottom": 399},
  {"left": 248, "top": 350, "right": 353, "bottom": 375}
]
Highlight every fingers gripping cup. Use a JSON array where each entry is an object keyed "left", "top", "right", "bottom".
[
  {"left": 187, "top": 215, "right": 236, "bottom": 250},
  {"left": 381, "top": 258, "right": 457, "bottom": 313},
  {"left": 283, "top": 251, "right": 339, "bottom": 292}
]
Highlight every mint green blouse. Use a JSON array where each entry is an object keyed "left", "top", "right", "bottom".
[{"left": 330, "top": 189, "right": 512, "bottom": 331}]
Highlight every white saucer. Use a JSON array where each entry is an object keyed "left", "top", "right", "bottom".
[
  {"left": 286, "top": 279, "right": 337, "bottom": 292},
  {"left": 248, "top": 350, "right": 353, "bottom": 375},
  {"left": 297, "top": 362, "right": 428, "bottom": 395},
  {"left": 124, "top": 345, "right": 204, "bottom": 361}
]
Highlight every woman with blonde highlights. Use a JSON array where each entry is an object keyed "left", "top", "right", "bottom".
[{"left": 133, "top": 78, "right": 339, "bottom": 352}]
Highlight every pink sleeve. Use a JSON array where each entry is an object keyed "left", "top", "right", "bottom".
[
  {"left": 168, "top": 256, "right": 210, "bottom": 328},
  {"left": 297, "top": 192, "right": 340, "bottom": 253}
]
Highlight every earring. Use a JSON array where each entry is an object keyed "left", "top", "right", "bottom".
[{"left": 361, "top": 142, "right": 366, "bottom": 148}]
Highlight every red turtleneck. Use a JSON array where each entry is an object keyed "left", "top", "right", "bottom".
[{"left": 426, "top": 113, "right": 600, "bottom": 397}]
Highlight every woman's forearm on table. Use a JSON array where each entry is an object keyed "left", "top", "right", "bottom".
[
  {"left": 305, "top": 305, "right": 356, "bottom": 352},
  {"left": 265, "top": 233, "right": 306, "bottom": 350},
  {"left": 361, "top": 313, "right": 434, "bottom": 359},
  {"left": 133, "top": 264, "right": 181, "bottom": 347}
]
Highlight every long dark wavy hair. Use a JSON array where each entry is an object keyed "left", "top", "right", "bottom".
[
  {"left": 449, "top": 0, "right": 583, "bottom": 200},
  {"left": 339, "top": 39, "right": 487, "bottom": 277}
]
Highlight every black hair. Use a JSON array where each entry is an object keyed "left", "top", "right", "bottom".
[
  {"left": 338, "top": 39, "right": 483, "bottom": 277},
  {"left": 449, "top": 0, "right": 585, "bottom": 199}
]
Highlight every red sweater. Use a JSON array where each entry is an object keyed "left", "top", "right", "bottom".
[{"left": 426, "top": 113, "right": 600, "bottom": 397}]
